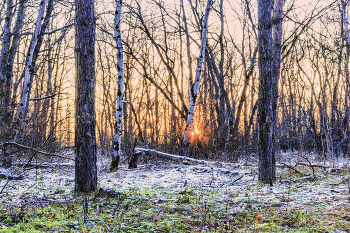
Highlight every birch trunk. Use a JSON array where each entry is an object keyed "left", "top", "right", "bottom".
[
  {"left": 15, "top": 0, "right": 48, "bottom": 122},
  {"left": 180, "top": 0, "right": 193, "bottom": 84},
  {"left": 74, "top": 0, "right": 97, "bottom": 192},
  {"left": 343, "top": 0, "right": 350, "bottom": 45},
  {"left": 110, "top": 0, "right": 124, "bottom": 170},
  {"left": 24, "top": 0, "right": 54, "bottom": 110},
  {"left": 183, "top": 0, "right": 212, "bottom": 152}
]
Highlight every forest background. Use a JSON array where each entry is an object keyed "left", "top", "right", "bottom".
[{"left": 0, "top": 0, "right": 348, "bottom": 185}]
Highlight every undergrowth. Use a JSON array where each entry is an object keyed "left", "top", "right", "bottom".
[
  {"left": 1, "top": 162, "right": 350, "bottom": 232},
  {"left": 0, "top": 182, "right": 350, "bottom": 232}
]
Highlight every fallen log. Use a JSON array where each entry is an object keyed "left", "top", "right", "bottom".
[
  {"left": 11, "top": 162, "right": 74, "bottom": 169},
  {"left": 134, "top": 148, "right": 210, "bottom": 166}
]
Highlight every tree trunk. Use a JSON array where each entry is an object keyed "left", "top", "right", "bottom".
[
  {"left": 6, "top": 0, "right": 25, "bottom": 115},
  {"left": 343, "top": 0, "right": 350, "bottom": 45},
  {"left": 257, "top": 0, "right": 275, "bottom": 183},
  {"left": 74, "top": 0, "right": 97, "bottom": 192},
  {"left": 183, "top": 0, "right": 212, "bottom": 154},
  {"left": 24, "top": 0, "right": 54, "bottom": 112},
  {"left": 110, "top": 0, "right": 125, "bottom": 171},
  {"left": 15, "top": 0, "right": 48, "bottom": 122},
  {"left": 0, "top": 0, "right": 13, "bottom": 115}
]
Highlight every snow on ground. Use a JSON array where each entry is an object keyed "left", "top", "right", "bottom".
[{"left": 1, "top": 150, "right": 350, "bottom": 218}]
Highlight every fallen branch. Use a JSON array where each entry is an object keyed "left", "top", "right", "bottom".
[
  {"left": 134, "top": 148, "right": 210, "bottom": 165},
  {"left": 328, "top": 168, "right": 347, "bottom": 174},
  {"left": 296, "top": 162, "right": 330, "bottom": 169},
  {"left": 0, "top": 173, "right": 24, "bottom": 180},
  {"left": 232, "top": 174, "right": 244, "bottom": 183},
  {"left": 295, "top": 175, "right": 319, "bottom": 182},
  {"left": 1, "top": 142, "right": 74, "bottom": 161},
  {"left": 281, "top": 162, "right": 304, "bottom": 175},
  {"left": 281, "top": 175, "right": 318, "bottom": 184},
  {"left": 221, "top": 173, "right": 244, "bottom": 187}
]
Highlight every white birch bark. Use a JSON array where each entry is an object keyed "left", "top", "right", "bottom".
[
  {"left": 183, "top": 0, "right": 212, "bottom": 147},
  {"left": 342, "top": 0, "right": 350, "bottom": 45},
  {"left": 15, "top": 0, "right": 48, "bottom": 122},
  {"left": 180, "top": 0, "right": 193, "bottom": 83},
  {"left": 111, "top": 0, "right": 125, "bottom": 170}
]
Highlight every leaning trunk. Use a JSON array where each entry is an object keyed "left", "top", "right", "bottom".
[
  {"left": 183, "top": 0, "right": 212, "bottom": 153},
  {"left": 24, "top": 0, "right": 55, "bottom": 111},
  {"left": 15, "top": 0, "right": 48, "bottom": 122}
]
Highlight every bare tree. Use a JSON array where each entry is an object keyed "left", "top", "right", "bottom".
[
  {"left": 0, "top": 0, "right": 14, "bottom": 115},
  {"left": 183, "top": 0, "right": 212, "bottom": 154},
  {"left": 257, "top": 0, "right": 275, "bottom": 183},
  {"left": 0, "top": 0, "right": 26, "bottom": 127},
  {"left": 74, "top": 0, "right": 97, "bottom": 192}
]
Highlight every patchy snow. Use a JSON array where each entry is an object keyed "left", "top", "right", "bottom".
[{"left": 1, "top": 150, "right": 350, "bottom": 222}]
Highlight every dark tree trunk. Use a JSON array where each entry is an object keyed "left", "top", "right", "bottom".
[
  {"left": 0, "top": 0, "right": 14, "bottom": 116},
  {"left": 272, "top": 0, "right": 283, "bottom": 132},
  {"left": 74, "top": 0, "right": 97, "bottom": 192},
  {"left": 257, "top": 0, "right": 275, "bottom": 183},
  {"left": 6, "top": 0, "right": 25, "bottom": 116}
]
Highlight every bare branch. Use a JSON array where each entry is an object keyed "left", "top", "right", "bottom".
[{"left": 1, "top": 142, "right": 75, "bottom": 161}]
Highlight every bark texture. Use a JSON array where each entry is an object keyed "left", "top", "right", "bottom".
[
  {"left": 183, "top": 0, "right": 212, "bottom": 151},
  {"left": 0, "top": 0, "right": 14, "bottom": 114},
  {"left": 111, "top": 0, "right": 124, "bottom": 170},
  {"left": 24, "top": 0, "right": 55, "bottom": 112},
  {"left": 272, "top": 0, "right": 283, "bottom": 152},
  {"left": 74, "top": 0, "right": 97, "bottom": 192},
  {"left": 257, "top": 0, "right": 275, "bottom": 183},
  {"left": 15, "top": 0, "right": 48, "bottom": 122},
  {"left": 5, "top": 0, "right": 26, "bottom": 114}
]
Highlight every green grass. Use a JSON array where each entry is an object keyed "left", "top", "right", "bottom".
[{"left": 0, "top": 184, "right": 350, "bottom": 233}]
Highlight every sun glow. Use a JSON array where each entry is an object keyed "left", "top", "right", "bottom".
[
  {"left": 191, "top": 127, "right": 200, "bottom": 137},
  {"left": 194, "top": 128, "right": 199, "bottom": 134}
]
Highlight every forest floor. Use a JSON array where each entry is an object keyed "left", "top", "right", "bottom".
[{"left": 0, "top": 150, "right": 350, "bottom": 232}]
